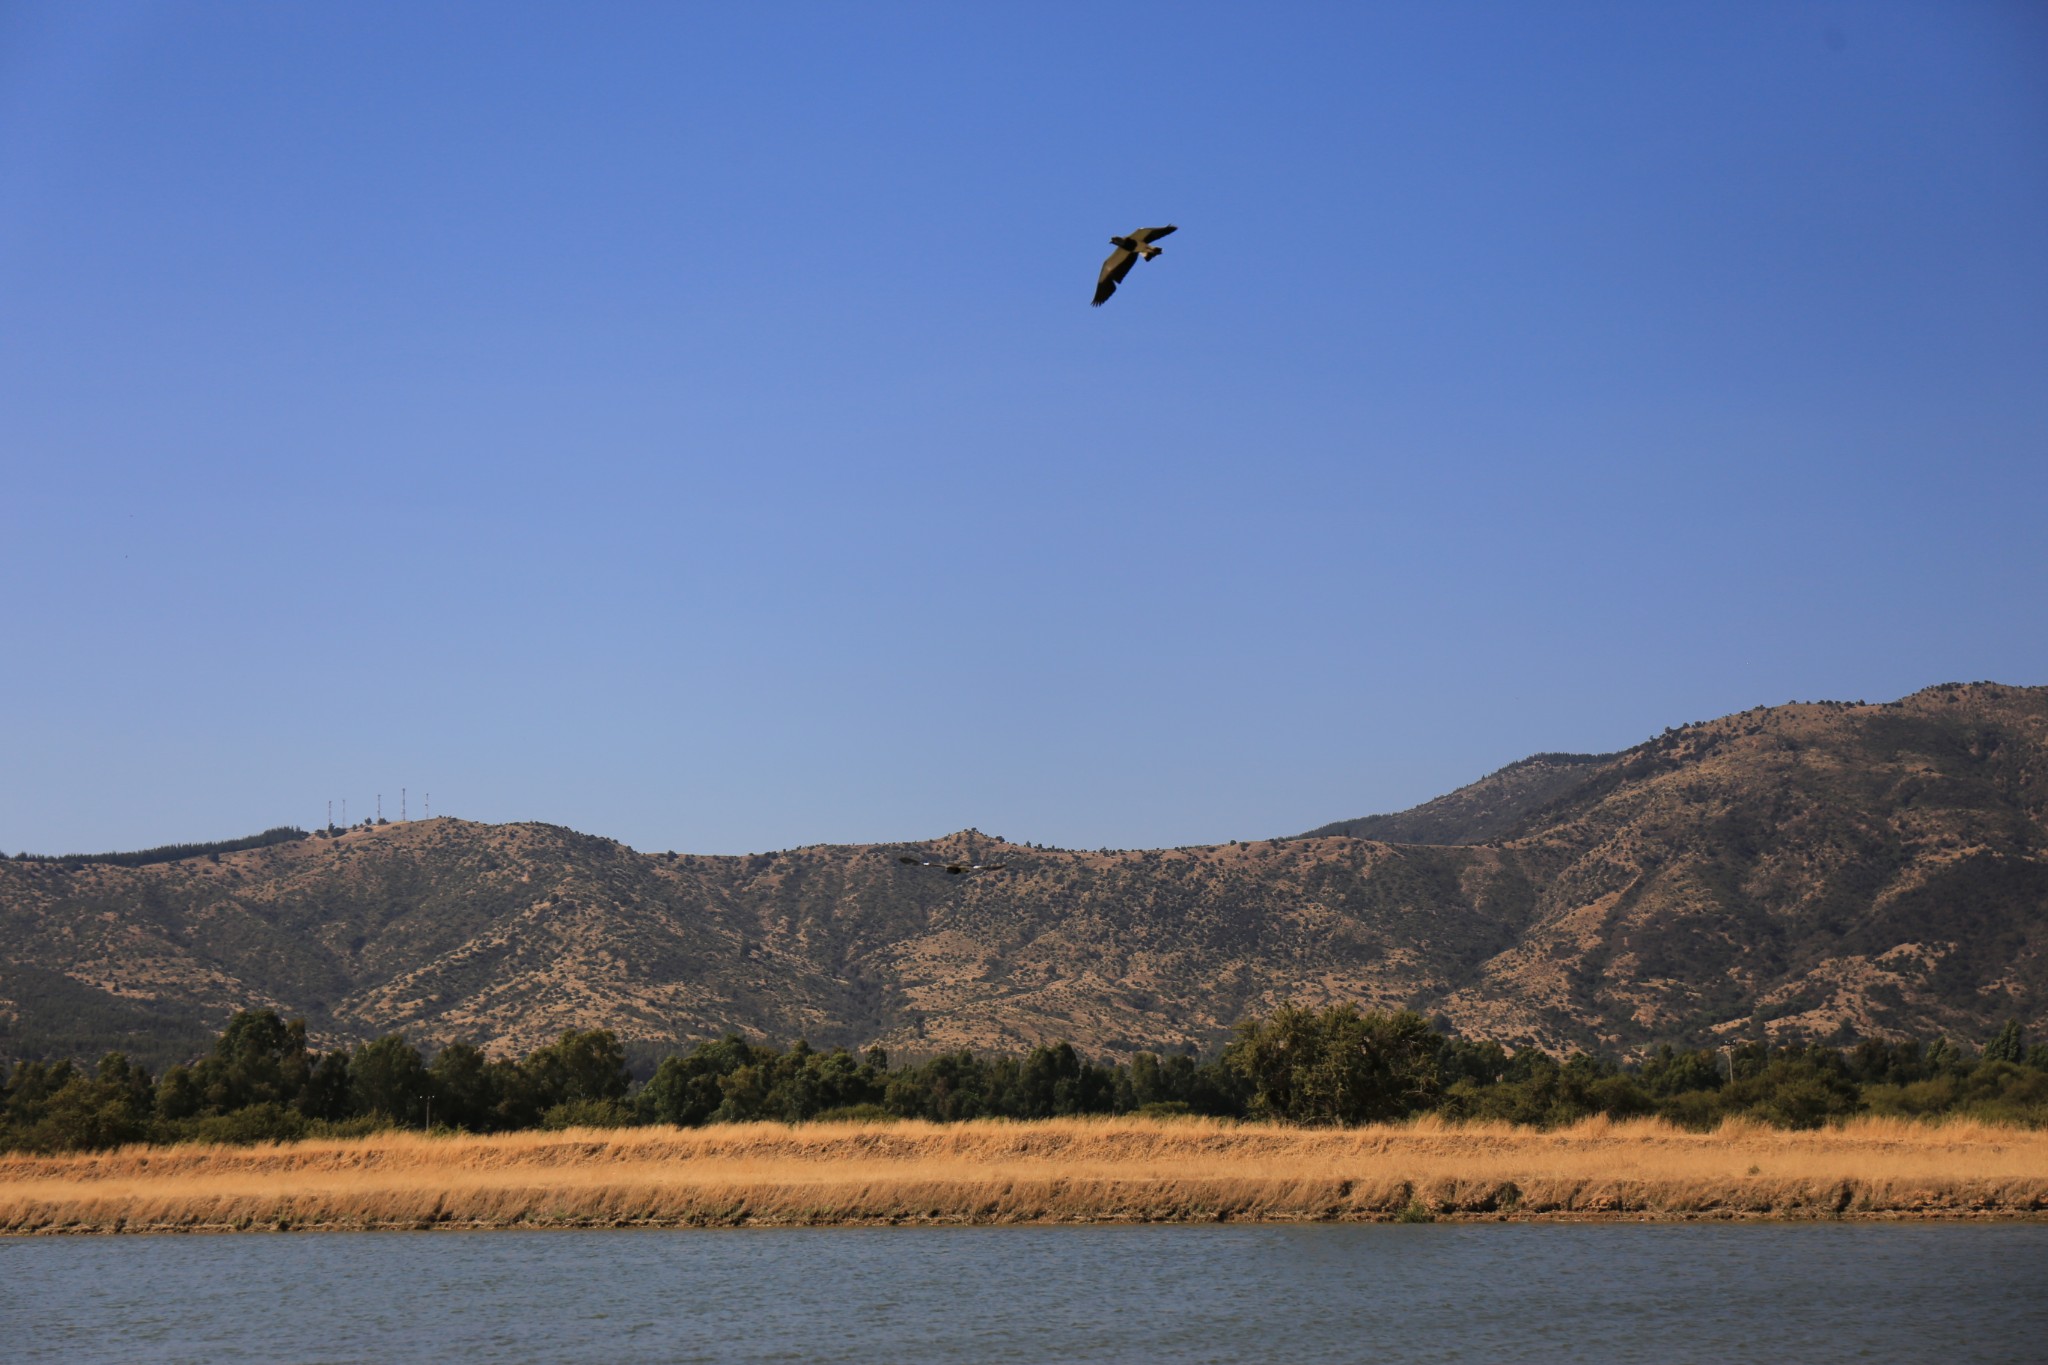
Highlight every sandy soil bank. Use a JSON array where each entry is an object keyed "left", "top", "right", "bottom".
[{"left": 4, "top": 1116, "right": 2044, "bottom": 1234}]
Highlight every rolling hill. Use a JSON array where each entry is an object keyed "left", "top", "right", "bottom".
[{"left": 3, "top": 682, "right": 2043, "bottom": 1067}]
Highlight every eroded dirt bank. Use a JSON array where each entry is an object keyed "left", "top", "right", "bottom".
[{"left": 5, "top": 1116, "right": 2045, "bottom": 1234}]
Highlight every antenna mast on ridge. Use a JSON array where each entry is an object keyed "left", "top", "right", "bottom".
[
  {"left": 377, "top": 794, "right": 382, "bottom": 822},
  {"left": 402, "top": 788, "right": 408, "bottom": 821}
]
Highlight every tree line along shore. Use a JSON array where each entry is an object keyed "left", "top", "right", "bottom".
[{"left": 5, "top": 1004, "right": 2046, "bottom": 1155}]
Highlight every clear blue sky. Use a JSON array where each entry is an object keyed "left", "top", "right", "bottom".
[{"left": 4, "top": 2, "right": 2044, "bottom": 856}]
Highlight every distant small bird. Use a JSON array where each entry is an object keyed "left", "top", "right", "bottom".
[
  {"left": 896, "top": 854, "right": 1008, "bottom": 875},
  {"left": 1093, "top": 225, "right": 1177, "bottom": 306}
]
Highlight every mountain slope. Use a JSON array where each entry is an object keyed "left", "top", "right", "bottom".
[
  {"left": 1298, "top": 751, "right": 1617, "bottom": 845},
  {"left": 3, "top": 682, "right": 2043, "bottom": 1065},
  {"left": 1443, "top": 683, "right": 2048, "bottom": 1049}
]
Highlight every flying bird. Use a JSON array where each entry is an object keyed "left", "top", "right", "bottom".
[
  {"left": 896, "top": 854, "right": 1008, "bottom": 875},
  {"left": 1093, "top": 224, "right": 1177, "bottom": 306}
]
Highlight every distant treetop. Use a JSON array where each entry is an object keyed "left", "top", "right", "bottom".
[{"left": 13, "top": 826, "right": 308, "bottom": 868}]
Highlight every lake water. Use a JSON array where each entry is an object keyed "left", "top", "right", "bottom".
[{"left": 4, "top": 1223, "right": 2045, "bottom": 1362}]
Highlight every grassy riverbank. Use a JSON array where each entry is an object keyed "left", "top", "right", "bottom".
[{"left": 4, "top": 1115, "right": 2044, "bottom": 1233}]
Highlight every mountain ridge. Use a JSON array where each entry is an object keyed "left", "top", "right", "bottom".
[
  {"left": 1297, "top": 750, "right": 1618, "bottom": 845},
  {"left": 4, "top": 681, "right": 2043, "bottom": 1067}
]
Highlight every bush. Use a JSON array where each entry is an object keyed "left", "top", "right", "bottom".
[
  {"left": 1133, "top": 1100, "right": 1194, "bottom": 1119},
  {"left": 540, "top": 1098, "right": 639, "bottom": 1130},
  {"left": 809, "top": 1103, "right": 895, "bottom": 1124},
  {"left": 1657, "top": 1090, "right": 1726, "bottom": 1131},
  {"left": 158, "top": 1101, "right": 308, "bottom": 1147},
  {"left": 1862, "top": 1077, "right": 1959, "bottom": 1120}
]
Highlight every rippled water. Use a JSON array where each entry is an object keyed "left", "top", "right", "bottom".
[{"left": 4, "top": 1223, "right": 2045, "bottom": 1362}]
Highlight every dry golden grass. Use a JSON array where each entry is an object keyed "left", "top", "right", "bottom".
[{"left": 4, "top": 1115, "right": 2044, "bottom": 1234}]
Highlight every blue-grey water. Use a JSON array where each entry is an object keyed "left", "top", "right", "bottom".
[{"left": 4, "top": 1224, "right": 2045, "bottom": 1363}]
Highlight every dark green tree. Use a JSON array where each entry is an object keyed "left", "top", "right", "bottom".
[
  {"left": 753, "top": 1043, "right": 882, "bottom": 1121},
  {"left": 884, "top": 1050, "right": 993, "bottom": 1121},
  {"left": 154, "top": 1064, "right": 205, "bottom": 1121},
  {"left": 1014, "top": 1043, "right": 1108, "bottom": 1118},
  {"left": 1924, "top": 1036, "right": 1963, "bottom": 1074},
  {"left": 31, "top": 1057, "right": 154, "bottom": 1151},
  {"left": 1983, "top": 1020, "right": 2025, "bottom": 1066},
  {"left": 1729, "top": 1047, "right": 1860, "bottom": 1129},
  {"left": 1848, "top": 1038, "right": 1927, "bottom": 1085},
  {"left": 1636, "top": 1044, "right": 1722, "bottom": 1097},
  {"left": 641, "top": 1036, "right": 760, "bottom": 1127},
  {"left": 0, "top": 1054, "right": 154, "bottom": 1152},
  {"left": 521, "top": 1029, "right": 630, "bottom": 1111},
  {"left": 350, "top": 1035, "right": 429, "bottom": 1124},
  {"left": 3, "top": 1060, "right": 76, "bottom": 1126},
  {"left": 197, "top": 1010, "right": 314, "bottom": 1112},
  {"left": 1225, "top": 1004, "right": 1442, "bottom": 1125},
  {"left": 427, "top": 1043, "right": 498, "bottom": 1130},
  {"left": 298, "top": 1051, "right": 354, "bottom": 1121}
]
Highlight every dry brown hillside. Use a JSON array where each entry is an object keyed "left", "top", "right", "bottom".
[
  {"left": 3, "top": 682, "right": 2043, "bottom": 1066},
  {"left": 1442, "top": 682, "right": 2048, "bottom": 1050},
  {"left": 1298, "top": 750, "right": 1616, "bottom": 844}
]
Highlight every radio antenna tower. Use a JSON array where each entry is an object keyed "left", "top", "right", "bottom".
[
  {"left": 425, "top": 792, "right": 431, "bottom": 818},
  {"left": 327, "top": 800, "right": 332, "bottom": 830},
  {"left": 342, "top": 797, "right": 348, "bottom": 827},
  {"left": 402, "top": 788, "right": 408, "bottom": 821},
  {"left": 377, "top": 794, "right": 383, "bottom": 822}
]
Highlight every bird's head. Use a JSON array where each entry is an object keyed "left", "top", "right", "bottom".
[{"left": 1110, "top": 236, "right": 1134, "bottom": 249}]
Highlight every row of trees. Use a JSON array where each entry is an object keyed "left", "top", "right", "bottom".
[
  {"left": 4, "top": 1005, "right": 2045, "bottom": 1153},
  {"left": 7, "top": 825, "right": 308, "bottom": 867}
]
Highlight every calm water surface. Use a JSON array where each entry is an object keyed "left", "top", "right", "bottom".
[{"left": 4, "top": 1223, "right": 2045, "bottom": 1363}]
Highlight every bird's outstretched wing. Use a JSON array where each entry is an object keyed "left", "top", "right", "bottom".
[
  {"left": 1094, "top": 246, "right": 1136, "bottom": 306},
  {"left": 1131, "top": 225, "right": 1177, "bottom": 244}
]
